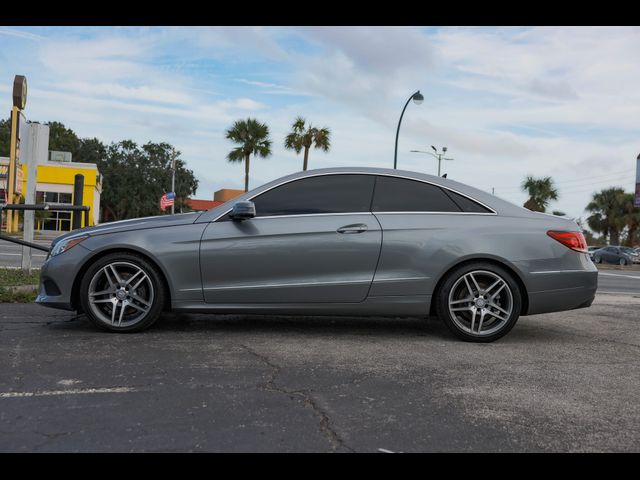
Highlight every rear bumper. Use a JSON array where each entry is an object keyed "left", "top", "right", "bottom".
[{"left": 524, "top": 270, "right": 598, "bottom": 315}]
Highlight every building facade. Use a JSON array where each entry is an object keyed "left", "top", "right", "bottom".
[{"left": 1, "top": 156, "right": 102, "bottom": 231}]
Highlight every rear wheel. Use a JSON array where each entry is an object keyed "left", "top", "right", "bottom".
[
  {"left": 435, "top": 262, "right": 522, "bottom": 342},
  {"left": 79, "top": 252, "right": 166, "bottom": 332}
]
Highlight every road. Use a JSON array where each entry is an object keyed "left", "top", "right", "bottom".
[
  {"left": 0, "top": 238, "right": 51, "bottom": 269},
  {"left": 0, "top": 294, "right": 639, "bottom": 452},
  {"left": 597, "top": 269, "right": 640, "bottom": 294}
]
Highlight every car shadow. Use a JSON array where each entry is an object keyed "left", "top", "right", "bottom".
[
  {"left": 153, "top": 312, "right": 453, "bottom": 339},
  {"left": 47, "top": 311, "right": 567, "bottom": 344}
]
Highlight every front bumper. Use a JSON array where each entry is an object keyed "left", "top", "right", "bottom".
[{"left": 35, "top": 244, "right": 93, "bottom": 311}]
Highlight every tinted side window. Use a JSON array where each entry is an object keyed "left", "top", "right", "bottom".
[
  {"left": 372, "top": 176, "right": 461, "bottom": 213},
  {"left": 443, "top": 189, "right": 493, "bottom": 213},
  {"left": 252, "top": 174, "right": 375, "bottom": 217}
]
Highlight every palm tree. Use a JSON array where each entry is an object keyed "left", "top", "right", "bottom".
[
  {"left": 521, "top": 176, "right": 559, "bottom": 212},
  {"left": 225, "top": 118, "right": 272, "bottom": 192},
  {"left": 284, "top": 117, "right": 331, "bottom": 171},
  {"left": 585, "top": 187, "right": 627, "bottom": 245}
]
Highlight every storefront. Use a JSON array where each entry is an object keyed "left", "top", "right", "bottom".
[{"left": 0, "top": 157, "right": 102, "bottom": 231}]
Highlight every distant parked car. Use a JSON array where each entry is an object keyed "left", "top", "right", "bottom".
[
  {"left": 587, "top": 245, "right": 604, "bottom": 261},
  {"left": 620, "top": 247, "right": 640, "bottom": 264},
  {"left": 591, "top": 246, "right": 635, "bottom": 265}
]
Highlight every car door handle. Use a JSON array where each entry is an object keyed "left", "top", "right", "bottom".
[{"left": 337, "top": 223, "right": 368, "bottom": 234}]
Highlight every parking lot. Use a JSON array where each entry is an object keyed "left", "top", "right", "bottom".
[{"left": 1, "top": 291, "right": 639, "bottom": 452}]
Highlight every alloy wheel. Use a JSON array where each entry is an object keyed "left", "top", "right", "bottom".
[
  {"left": 87, "top": 261, "right": 155, "bottom": 328},
  {"left": 447, "top": 270, "right": 514, "bottom": 337}
]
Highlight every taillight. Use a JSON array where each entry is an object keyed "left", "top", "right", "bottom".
[{"left": 547, "top": 230, "right": 588, "bottom": 253}]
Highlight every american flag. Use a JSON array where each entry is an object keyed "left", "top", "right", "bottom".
[{"left": 160, "top": 191, "right": 176, "bottom": 210}]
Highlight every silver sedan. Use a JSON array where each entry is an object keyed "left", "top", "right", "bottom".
[{"left": 36, "top": 167, "right": 597, "bottom": 342}]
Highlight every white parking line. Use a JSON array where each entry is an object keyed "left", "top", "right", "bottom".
[
  {"left": 599, "top": 272, "right": 640, "bottom": 280},
  {"left": 0, "top": 253, "right": 47, "bottom": 257},
  {"left": 0, "top": 387, "right": 138, "bottom": 398}
]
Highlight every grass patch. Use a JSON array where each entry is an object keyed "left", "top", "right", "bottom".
[
  {"left": 0, "top": 268, "right": 40, "bottom": 303},
  {"left": 0, "top": 268, "right": 41, "bottom": 287},
  {"left": 0, "top": 288, "right": 37, "bottom": 303}
]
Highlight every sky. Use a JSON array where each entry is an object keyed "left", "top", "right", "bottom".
[{"left": 0, "top": 26, "right": 638, "bottom": 220}]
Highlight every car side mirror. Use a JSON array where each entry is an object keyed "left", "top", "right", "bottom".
[{"left": 230, "top": 201, "right": 256, "bottom": 221}]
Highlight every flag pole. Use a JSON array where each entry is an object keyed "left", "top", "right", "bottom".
[{"left": 171, "top": 149, "right": 176, "bottom": 215}]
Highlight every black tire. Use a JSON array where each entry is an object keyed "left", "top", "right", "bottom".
[
  {"left": 619, "top": 258, "right": 627, "bottom": 266},
  {"left": 79, "top": 252, "right": 166, "bottom": 333},
  {"left": 594, "top": 255, "right": 602, "bottom": 264},
  {"left": 435, "top": 262, "right": 522, "bottom": 343}
]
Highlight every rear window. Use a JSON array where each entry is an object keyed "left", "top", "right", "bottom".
[
  {"left": 371, "top": 176, "right": 461, "bottom": 213},
  {"left": 443, "top": 189, "right": 493, "bottom": 213}
]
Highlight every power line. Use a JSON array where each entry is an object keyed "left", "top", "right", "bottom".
[{"left": 496, "top": 171, "right": 635, "bottom": 193}]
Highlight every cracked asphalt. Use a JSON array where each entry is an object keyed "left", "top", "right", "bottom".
[{"left": 1, "top": 293, "right": 639, "bottom": 452}]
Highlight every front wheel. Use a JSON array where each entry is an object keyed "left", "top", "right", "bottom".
[
  {"left": 79, "top": 252, "right": 166, "bottom": 332},
  {"left": 435, "top": 262, "right": 522, "bottom": 342},
  {"left": 594, "top": 255, "right": 602, "bottom": 264}
]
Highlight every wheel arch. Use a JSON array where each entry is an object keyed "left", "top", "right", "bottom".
[
  {"left": 71, "top": 247, "right": 172, "bottom": 312},
  {"left": 429, "top": 256, "right": 529, "bottom": 317}
]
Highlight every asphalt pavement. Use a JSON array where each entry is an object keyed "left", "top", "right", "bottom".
[{"left": 1, "top": 293, "right": 639, "bottom": 452}]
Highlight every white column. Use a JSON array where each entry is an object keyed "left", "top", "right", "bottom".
[{"left": 21, "top": 123, "right": 50, "bottom": 272}]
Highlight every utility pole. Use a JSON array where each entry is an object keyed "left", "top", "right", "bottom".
[
  {"left": 410, "top": 146, "right": 454, "bottom": 177},
  {"left": 492, "top": 187, "right": 495, "bottom": 195},
  {"left": 170, "top": 149, "right": 177, "bottom": 215}
]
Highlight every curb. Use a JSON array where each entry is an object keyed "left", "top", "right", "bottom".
[{"left": 596, "top": 264, "right": 640, "bottom": 272}]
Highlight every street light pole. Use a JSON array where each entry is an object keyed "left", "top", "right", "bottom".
[
  {"left": 410, "top": 146, "right": 455, "bottom": 176},
  {"left": 394, "top": 90, "right": 424, "bottom": 170}
]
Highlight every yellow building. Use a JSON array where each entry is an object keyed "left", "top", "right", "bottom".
[{"left": 0, "top": 156, "right": 102, "bottom": 231}]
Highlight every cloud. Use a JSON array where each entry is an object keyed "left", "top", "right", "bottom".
[
  {"left": 0, "top": 28, "right": 45, "bottom": 41},
  {"left": 2, "top": 26, "right": 639, "bottom": 222}
]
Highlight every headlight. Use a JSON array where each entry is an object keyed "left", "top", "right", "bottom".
[{"left": 49, "top": 235, "right": 88, "bottom": 257}]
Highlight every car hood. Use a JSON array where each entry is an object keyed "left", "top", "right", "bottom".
[{"left": 51, "top": 212, "right": 202, "bottom": 246}]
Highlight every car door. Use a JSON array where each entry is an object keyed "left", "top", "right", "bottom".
[
  {"left": 368, "top": 175, "right": 495, "bottom": 297},
  {"left": 199, "top": 174, "right": 382, "bottom": 304}
]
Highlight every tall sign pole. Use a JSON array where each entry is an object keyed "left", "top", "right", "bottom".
[{"left": 6, "top": 75, "right": 27, "bottom": 233}]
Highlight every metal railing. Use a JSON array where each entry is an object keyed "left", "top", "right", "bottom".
[{"left": 0, "top": 203, "right": 91, "bottom": 253}]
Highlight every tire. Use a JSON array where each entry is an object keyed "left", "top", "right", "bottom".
[
  {"left": 594, "top": 255, "right": 602, "bottom": 264},
  {"left": 435, "top": 262, "right": 522, "bottom": 343},
  {"left": 619, "top": 258, "right": 627, "bottom": 266},
  {"left": 79, "top": 252, "right": 166, "bottom": 332}
]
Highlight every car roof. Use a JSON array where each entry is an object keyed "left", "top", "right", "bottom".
[{"left": 195, "top": 167, "right": 570, "bottom": 223}]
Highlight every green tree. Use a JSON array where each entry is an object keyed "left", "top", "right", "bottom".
[
  {"left": 521, "top": 176, "right": 559, "bottom": 212},
  {"left": 621, "top": 192, "right": 640, "bottom": 246},
  {"left": 284, "top": 117, "right": 331, "bottom": 171},
  {"left": 46, "top": 121, "right": 81, "bottom": 156},
  {"left": 1, "top": 119, "right": 85, "bottom": 159},
  {"left": 225, "top": 118, "right": 272, "bottom": 192},
  {"left": 0, "top": 117, "right": 10, "bottom": 157},
  {"left": 75, "top": 137, "right": 107, "bottom": 164},
  {"left": 586, "top": 187, "right": 627, "bottom": 245},
  {"left": 99, "top": 141, "right": 198, "bottom": 220}
]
